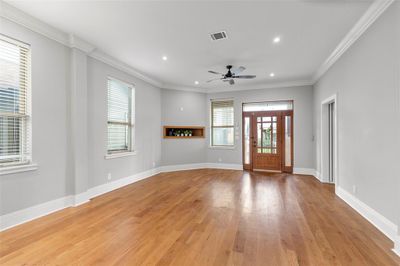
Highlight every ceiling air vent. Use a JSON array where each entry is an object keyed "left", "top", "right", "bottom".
[{"left": 210, "top": 31, "right": 227, "bottom": 41}]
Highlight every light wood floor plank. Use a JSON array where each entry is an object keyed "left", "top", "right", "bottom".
[{"left": 0, "top": 169, "right": 398, "bottom": 265}]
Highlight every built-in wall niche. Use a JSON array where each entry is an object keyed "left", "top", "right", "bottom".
[{"left": 163, "top": 126, "right": 205, "bottom": 139}]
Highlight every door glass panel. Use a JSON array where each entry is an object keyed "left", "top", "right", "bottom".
[
  {"left": 244, "top": 117, "right": 250, "bottom": 164},
  {"left": 255, "top": 115, "right": 278, "bottom": 154},
  {"left": 285, "top": 115, "right": 292, "bottom": 167},
  {"left": 272, "top": 121, "right": 277, "bottom": 147},
  {"left": 262, "top": 122, "right": 271, "bottom": 147}
]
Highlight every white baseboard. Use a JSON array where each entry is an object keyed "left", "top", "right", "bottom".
[
  {"left": 158, "top": 163, "right": 208, "bottom": 173},
  {"left": 314, "top": 171, "right": 322, "bottom": 181},
  {"left": 159, "top": 163, "right": 243, "bottom": 172},
  {"left": 336, "top": 186, "right": 398, "bottom": 242},
  {"left": 207, "top": 163, "right": 243, "bottom": 170},
  {"left": 0, "top": 164, "right": 242, "bottom": 231},
  {"left": 87, "top": 168, "right": 160, "bottom": 199},
  {"left": 293, "top": 167, "right": 315, "bottom": 176},
  {"left": 393, "top": 235, "right": 400, "bottom": 256},
  {"left": 0, "top": 195, "right": 73, "bottom": 231}
]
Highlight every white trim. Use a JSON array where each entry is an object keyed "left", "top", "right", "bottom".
[
  {"left": 87, "top": 168, "right": 160, "bottom": 200},
  {"left": 0, "top": 195, "right": 73, "bottom": 231},
  {"left": 0, "top": 164, "right": 243, "bottom": 231},
  {"left": 208, "top": 146, "right": 236, "bottom": 150},
  {"left": 336, "top": 186, "right": 398, "bottom": 242},
  {"left": 207, "top": 163, "right": 243, "bottom": 170},
  {"left": 0, "top": 163, "right": 38, "bottom": 175},
  {"left": 393, "top": 235, "right": 400, "bottom": 256},
  {"left": 91, "top": 51, "right": 163, "bottom": 88},
  {"left": 312, "top": 0, "right": 394, "bottom": 83},
  {"left": 104, "top": 151, "right": 137, "bottom": 160},
  {"left": 0, "top": 1, "right": 163, "bottom": 88},
  {"left": 158, "top": 163, "right": 208, "bottom": 172},
  {"left": 0, "top": 1, "right": 69, "bottom": 45},
  {"left": 320, "top": 94, "right": 338, "bottom": 191},
  {"left": 293, "top": 168, "right": 315, "bottom": 176},
  {"left": 72, "top": 192, "right": 90, "bottom": 207},
  {"left": 68, "top": 34, "right": 95, "bottom": 53},
  {"left": 314, "top": 171, "right": 322, "bottom": 182},
  {"left": 2, "top": 0, "right": 394, "bottom": 93},
  {"left": 204, "top": 80, "right": 313, "bottom": 94}
]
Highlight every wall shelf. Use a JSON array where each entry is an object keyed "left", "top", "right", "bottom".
[{"left": 163, "top": 126, "right": 205, "bottom": 139}]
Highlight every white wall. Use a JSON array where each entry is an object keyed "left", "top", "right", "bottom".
[
  {"left": 0, "top": 18, "right": 162, "bottom": 216},
  {"left": 206, "top": 86, "right": 314, "bottom": 169},
  {"left": 161, "top": 89, "right": 207, "bottom": 166},
  {"left": 313, "top": 3, "right": 400, "bottom": 224},
  {"left": 0, "top": 18, "right": 71, "bottom": 215},
  {"left": 87, "top": 58, "right": 162, "bottom": 187}
]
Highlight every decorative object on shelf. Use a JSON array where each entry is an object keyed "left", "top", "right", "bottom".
[{"left": 163, "top": 126, "right": 204, "bottom": 138}]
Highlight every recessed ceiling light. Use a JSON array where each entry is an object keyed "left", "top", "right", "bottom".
[
  {"left": 270, "top": 72, "right": 275, "bottom": 77},
  {"left": 194, "top": 81, "right": 199, "bottom": 85},
  {"left": 273, "top": 36, "right": 281, "bottom": 43},
  {"left": 162, "top": 56, "right": 168, "bottom": 61}
]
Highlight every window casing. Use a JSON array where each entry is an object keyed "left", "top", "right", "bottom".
[
  {"left": 211, "top": 100, "right": 234, "bottom": 146},
  {"left": 107, "top": 78, "right": 135, "bottom": 154},
  {"left": 0, "top": 36, "right": 31, "bottom": 167}
]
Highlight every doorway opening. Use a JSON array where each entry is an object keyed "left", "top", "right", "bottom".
[
  {"left": 321, "top": 94, "right": 337, "bottom": 185},
  {"left": 242, "top": 101, "right": 293, "bottom": 173}
]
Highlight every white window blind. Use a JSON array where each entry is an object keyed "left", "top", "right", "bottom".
[
  {"left": 107, "top": 78, "right": 134, "bottom": 154},
  {"left": 0, "top": 36, "right": 31, "bottom": 166},
  {"left": 211, "top": 100, "right": 234, "bottom": 146}
]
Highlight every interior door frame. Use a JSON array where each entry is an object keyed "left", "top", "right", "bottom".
[
  {"left": 320, "top": 93, "right": 338, "bottom": 190},
  {"left": 242, "top": 101, "right": 294, "bottom": 173}
]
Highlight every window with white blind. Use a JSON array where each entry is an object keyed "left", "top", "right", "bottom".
[
  {"left": 107, "top": 78, "right": 135, "bottom": 154},
  {"left": 211, "top": 100, "right": 234, "bottom": 146},
  {"left": 0, "top": 36, "right": 31, "bottom": 167}
]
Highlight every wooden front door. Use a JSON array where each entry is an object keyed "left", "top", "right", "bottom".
[{"left": 252, "top": 111, "right": 282, "bottom": 171}]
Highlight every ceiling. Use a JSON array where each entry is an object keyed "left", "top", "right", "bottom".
[{"left": 5, "top": 0, "right": 372, "bottom": 92}]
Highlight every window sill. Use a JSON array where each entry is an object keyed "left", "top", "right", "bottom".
[
  {"left": 104, "top": 151, "right": 137, "bottom": 160},
  {"left": 208, "top": 146, "right": 236, "bottom": 150},
  {"left": 0, "top": 163, "right": 38, "bottom": 175}
]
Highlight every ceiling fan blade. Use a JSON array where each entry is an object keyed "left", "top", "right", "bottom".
[
  {"left": 207, "top": 78, "right": 222, "bottom": 83},
  {"left": 233, "top": 75, "right": 256, "bottom": 79},
  {"left": 231, "top": 66, "right": 245, "bottom": 75},
  {"left": 208, "top": 70, "right": 224, "bottom": 75}
]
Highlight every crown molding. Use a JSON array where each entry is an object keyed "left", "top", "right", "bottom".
[
  {"left": 161, "top": 84, "right": 206, "bottom": 93},
  {"left": 89, "top": 50, "right": 163, "bottom": 88},
  {"left": 0, "top": 0, "right": 69, "bottom": 45},
  {"left": 204, "top": 79, "right": 314, "bottom": 94},
  {"left": 69, "top": 34, "right": 95, "bottom": 54},
  {"left": 312, "top": 0, "right": 394, "bottom": 83},
  {"left": 0, "top": 0, "right": 163, "bottom": 88},
  {"left": 161, "top": 79, "right": 313, "bottom": 94}
]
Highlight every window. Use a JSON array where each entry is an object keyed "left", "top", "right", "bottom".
[
  {"left": 0, "top": 36, "right": 31, "bottom": 167},
  {"left": 107, "top": 78, "right": 135, "bottom": 154},
  {"left": 211, "top": 100, "right": 234, "bottom": 146},
  {"left": 243, "top": 100, "right": 293, "bottom": 112}
]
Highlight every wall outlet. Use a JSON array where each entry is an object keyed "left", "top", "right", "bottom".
[
  {"left": 218, "top": 158, "right": 222, "bottom": 162},
  {"left": 107, "top": 173, "right": 112, "bottom": 181},
  {"left": 352, "top": 185, "right": 357, "bottom": 194}
]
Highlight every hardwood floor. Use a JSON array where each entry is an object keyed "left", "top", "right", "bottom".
[{"left": 0, "top": 169, "right": 398, "bottom": 265}]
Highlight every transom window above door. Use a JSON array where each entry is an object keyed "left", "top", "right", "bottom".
[{"left": 243, "top": 101, "right": 293, "bottom": 112}]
